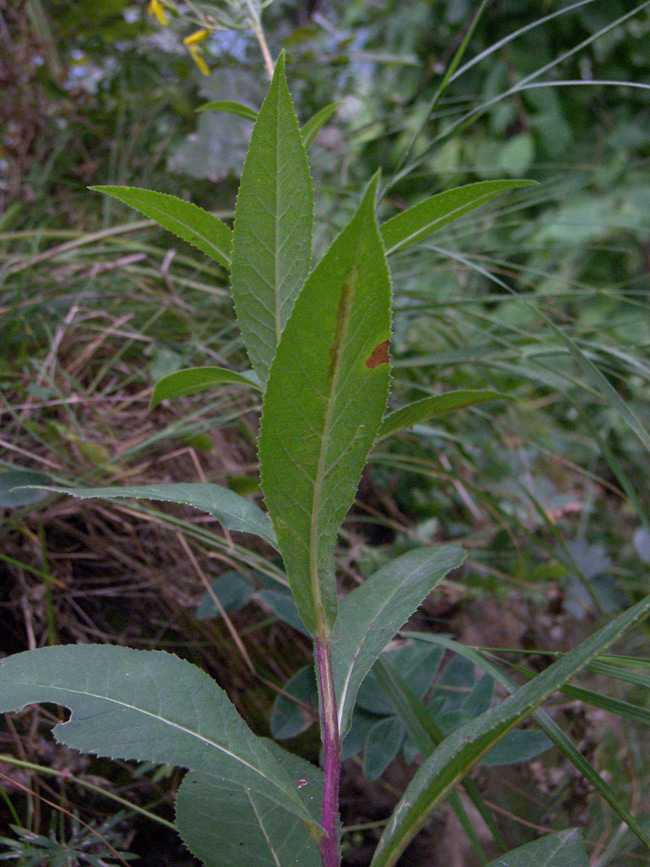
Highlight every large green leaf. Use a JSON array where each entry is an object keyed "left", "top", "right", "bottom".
[
  {"left": 378, "top": 390, "right": 502, "bottom": 439},
  {"left": 0, "top": 645, "right": 319, "bottom": 834},
  {"left": 176, "top": 741, "right": 323, "bottom": 867},
  {"left": 380, "top": 180, "right": 535, "bottom": 256},
  {"left": 230, "top": 51, "right": 313, "bottom": 386},
  {"left": 373, "top": 658, "right": 504, "bottom": 858},
  {"left": 31, "top": 483, "right": 278, "bottom": 549},
  {"left": 90, "top": 186, "right": 232, "bottom": 269},
  {"left": 332, "top": 545, "right": 464, "bottom": 735},
  {"left": 371, "top": 592, "right": 650, "bottom": 867},
  {"left": 258, "top": 174, "right": 392, "bottom": 636},
  {"left": 486, "top": 829, "right": 588, "bottom": 867},
  {"left": 150, "top": 366, "right": 262, "bottom": 408}
]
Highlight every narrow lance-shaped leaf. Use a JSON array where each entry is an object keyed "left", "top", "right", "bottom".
[
  {"left": 197, "top": 100, "right": 259, "bottom": 122},
  {"left": 259, "top": 174, "right": 392, "bottom": 636},
  {"left": 332, "top": 545, "right": 465, "bottom": 734},
  {"left": 377, "top": 389, "right": 502, "bottom": 439},
  {"left": 0, "top": 645, "right": 320, "bottom": 834},
  {"left": 380, "top": 180, "right": 536, "bottom": 256},
  {"left": 91, "top": 187, "right": 232, "bottom": 269},
  {"left": 301, "top": 101, "right": 343, "bottom": 150},
  {"left": 26, "top": 483, "right": 278, "bottom": 549},
  {"left": 371, "top": 591, "right": 650, "bottom": 867},
  {"left": 230, "top": 51, "right": 313, "bottom": 386},
  {"left": 150, "top": 366, "right": 262, "bottom": 407},
  {"left": 176, "top": 741, "right": 323, "bottom": 867}
]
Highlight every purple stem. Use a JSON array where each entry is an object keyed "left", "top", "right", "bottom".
[{"left": 315, "top": 635, "right": 341, "bottom": 867}]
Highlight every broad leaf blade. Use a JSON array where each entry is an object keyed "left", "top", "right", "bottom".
[
  {"left": 0, "top": 645, "right": 318, "bottom": 831},
  {"left": 230, "top": 51, "right": 313, "bottom": 386},
  {"left": 197, "top": 100, "right": 258, "bottom": 121},
  {"left": 301, "top": 101, "right": 343, "bottom": 150},
  {"left": 371, "top": 592, "right": 650, "bottom": 867},
  {"left": 150, "top": 366, "right": 262, "bottom": 407},
  {"left": 91, "top": 186, "right": 232, "bottom": 269},
  {"left": 380, "top": 180, "right": 535, "bottom": 256},
  {"left": 176, "top": 741, "right": 323, "bottom": 867},
  {"left": 378, "top": 390, "right": 502, "bottom": 439},
  {"left": 30, "top": 483, "right": 278, "bottom": 549},
  {"left": 486, "top": 829, "right": 588, "bottom": 867},
  {"left": 332, "top": 545, "right": 464, "bottom": 734},
  {"left": 259, "top": 174, "right": 392, "bottom": 636}
]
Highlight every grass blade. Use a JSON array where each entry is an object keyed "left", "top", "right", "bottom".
[{"left": 371, "top": 593, "right": 650, "bottom": 866}]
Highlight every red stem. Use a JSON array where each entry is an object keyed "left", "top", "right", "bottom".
[{"left": 315, "top": 635, "right": 341, "bottom": 867}]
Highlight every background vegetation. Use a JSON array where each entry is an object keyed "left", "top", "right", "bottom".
[{"left": 1, "top": 1, "right": 650, "bottom": 864}]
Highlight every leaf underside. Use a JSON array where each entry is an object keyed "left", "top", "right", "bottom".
[
  {"left": 32, "top": 483, "right": 278, "bottom": 549},
  {"left": 230, "top": 51, "right": 314, "bottom": 386},
  {"left": 0, "top": 645, "right": 317, "bottom": 831},
  {"left": 259, "top": 174, "right": 392, "bottom": 636},
  {"left": 176, "top": 741, "right": 323, "bottom": 867}
]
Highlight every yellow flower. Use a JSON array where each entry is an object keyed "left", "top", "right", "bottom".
[
  {"left": 183, "top": 29, "right": 211, "bottom": 46},
  {"left": 147, "top": 0, "right": 168, "bottom": 26},
  {"left": 188, "top": 45, "right": 211, "bottom": 76}
]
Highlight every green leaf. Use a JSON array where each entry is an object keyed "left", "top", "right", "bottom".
[
  {"left": 230, "top": 51, "right": 314, "bottom": 386},
  {"left": 30, "top": 483, "right": 278, "bottom": 549},
  {"left": 403, "top": 632, "right": 650, "bottom": 853},
  {"left": 197, "top": 100, "right": 258, "bottom": 121},
  {"left": 373, "top": 658, "right": 506, "bottom": 856},
  {"left": 486, "top": 829, "right": 588, "bottom": 867},
  {"left": 270, "top": 665, "right": 318, "bottom": 739},
  {"left": 0, "top": 645, "right": 319, "bottom": 833},
  {"left": 150, "top": 366, "right": 262, "bottom": 407},
  {"left": 301, "top": 102, "right": 343, "bottom": 150},
  {"left": 363, "top": 717, "right": 403, "bottom": 781},
  {"left": 0, "top": 470, "right": 51, "bottom": 507},
  {"left": 176, "top": 741, "right": 323, "bottom": 867},
  {"left": 378, "top": 389, "right": 502, "bottom": 439},
  {"left": 481, "top": 729, "right": 552, "bottom": 766},
  {"left": 258, "top": 589, "right": 311, "bottom": 637},
  {"left": 371, "top": 592, "right": 650, "bottom": 867},
  {"left": 332, "top": 545, "right": 464, "bottom": 735},
  {"left": 259, "top": 174, "right": 392, "bottom": 636},
  {"left": 90, "top": 187, "right": 232, "bottom": 269},
  {"left": 380, "top": 180, "right": 536, "bottom": 256},
  {"left": 196, "top": 572, "right": 256, "bottom": 621}
]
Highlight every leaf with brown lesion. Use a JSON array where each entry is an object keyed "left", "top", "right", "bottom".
[{"left": 365, "top": 340, "right": 391, "bottom": 369}]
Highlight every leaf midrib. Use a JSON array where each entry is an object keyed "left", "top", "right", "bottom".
[
  {"left": 21, "top": 680, "right": 280, "bottom": 787},
  {"left": 309, "top": 267, "right": 358, "bottom": 634}
]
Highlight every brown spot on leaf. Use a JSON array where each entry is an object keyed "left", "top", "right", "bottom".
[{"left": 365, "top": 340, "right": 390, "bottom": 369}]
